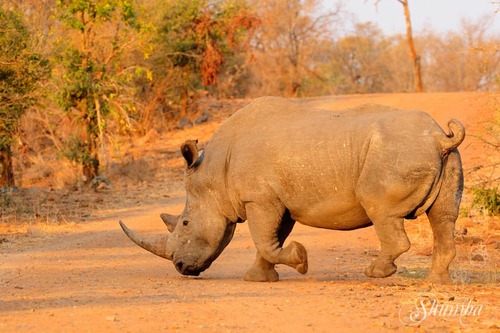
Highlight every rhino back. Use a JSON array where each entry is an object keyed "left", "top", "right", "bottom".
[{"left": 202, "top": 97, "right": 447, "bottom": 228}]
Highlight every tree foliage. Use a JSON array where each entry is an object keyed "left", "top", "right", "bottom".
[
  {"left": 0, "top": 0, "right": 499, "bottom": 190},
  {"left": 421, "top": 18, "right": 500, "bottom": 92},
  {"left": 247, "top": 0, "right": 340, "bottom": 97},
  {"left": 0, "top": 8, "right": 48, "bottom": 186},
  {"left": 55, "top": 0, "right": 143, "bottom": 182},
  {"left": 154, "top": 0, "right": 258, "bottom": 117},
  {"left": 331, "top": 23, "right": 394, "bottom": 94}
]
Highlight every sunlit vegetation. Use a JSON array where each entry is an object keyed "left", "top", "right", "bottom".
[{"left": 0, "top": 0, "right": 498, "bottom": 210}]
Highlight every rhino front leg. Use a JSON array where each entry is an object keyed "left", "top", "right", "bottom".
[
  {"left": 245, "top": 203, "right": 308, "bottom": 279},
  {"left": 245, "top": 210, "right": 296, "bottom": 282},
  {"left": 245, "top": 254, "right": 279, "bottom": 282}
]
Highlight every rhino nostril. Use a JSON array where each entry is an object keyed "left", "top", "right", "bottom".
[{"left": 176, "top": 261, "right": 184, "bottom": 272}]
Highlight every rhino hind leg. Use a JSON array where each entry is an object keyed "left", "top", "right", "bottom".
[
  {"left": 245, "top": 209, "right": 298, "bottom": 282},
  {"left": 246, "top": 204, "right": 307, "bottom": 280},
  {"left": 426, "top": 150, "right": 463, "bottom": 285},
  {"left": 364, "top": 217, "right": 411, "bottom": 279}
]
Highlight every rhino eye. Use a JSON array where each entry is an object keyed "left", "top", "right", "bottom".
[{"left": 182, "top": 220, "right": 189, "bottom": 226}]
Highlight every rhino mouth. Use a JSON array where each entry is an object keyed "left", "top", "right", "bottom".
[
  {"left": 174, "top": 260, "right": 207, "bottom": 276},
  {"left": 173, "top": 222, "right": 236, "bottom": 277}
]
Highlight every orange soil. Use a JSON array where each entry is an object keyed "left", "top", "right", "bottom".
[{"left": 1, "top": 92, "right": 499, "bottom": 332}]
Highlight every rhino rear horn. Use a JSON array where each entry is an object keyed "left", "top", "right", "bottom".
[
  {"left": 119, "top": 220, "right": 172, "bottom": 260},
  {"left": 160, "top": 213, "right": 178, "bottom": 232}
]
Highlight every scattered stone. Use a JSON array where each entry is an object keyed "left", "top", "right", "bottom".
[
  {"left": 137, "top": 128, "right": 160, "bottom": 145},
  {"left": 0, "top": 186, "right": 19, "bottom": 194},
  {"left": 453, "top": 227, "right": 467, "bottom": 236},
  {"left": 90, "top": 175, "right": 112, "bottom": 192},
  {"left": 471, "top": 254, "right": 485, "bottom": 261},
  {"left": 177, "top": 117, "right": 191, "bottom": 129},
  {"left": 194, "top": 111, "right": 210, "bottom": 124}
]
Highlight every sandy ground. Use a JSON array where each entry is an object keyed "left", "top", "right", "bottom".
[{"left": 1, "top": 92, "right": 499, "bottom": 332}]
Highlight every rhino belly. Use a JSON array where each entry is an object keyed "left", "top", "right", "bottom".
[{"left": 289, "top": 200, "right": 372, "bottom": 230}]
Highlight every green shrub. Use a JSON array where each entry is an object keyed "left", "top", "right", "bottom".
[{"left": 472, "top": 187, "right": 500, "bottom": 216}]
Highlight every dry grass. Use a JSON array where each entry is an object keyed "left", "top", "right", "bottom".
[{"left": 2, "top": 95, "right": 499, "bottom": 249}]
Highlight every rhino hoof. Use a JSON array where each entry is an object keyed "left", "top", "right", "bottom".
[
  {"left": 365, "top": 261, "right": 397, "bottom": 278},
  {"left": 289, "top": 241, "right": 308, "bottom": 274},
  {"left": 244, "top": 267, "right": 279, "bottom": 282},
  {"left": 427, "top": 272, "right": 453, "bottom": 285}
]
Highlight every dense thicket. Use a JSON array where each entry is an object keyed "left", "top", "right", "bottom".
[
  {"left": 0, "top": 0, "right": 498, "bottom": 187},
  {"left": 0, "top": 7, "right": 48, "bottom": 186}
]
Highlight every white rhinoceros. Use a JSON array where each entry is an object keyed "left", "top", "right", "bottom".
[{"left": 120, "top": 96, "right": 465, "bottom": 284}]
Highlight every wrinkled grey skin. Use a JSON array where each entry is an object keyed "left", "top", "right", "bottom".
[{"left": 120, "top": 96, "right": 465, "bottom": 284}]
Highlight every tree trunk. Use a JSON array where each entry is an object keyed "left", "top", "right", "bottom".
[
  {"left": 82, "top": 125, "right": 99, "bottom": 184},
  {"left": 400, "top": 0, "right": 423, "bottom": 92},
  {"left": 180, "top": 88, "right": 188, "bottom": 120},
  {"left": 82, "top": 152, "right": 99, "bottom": 183},
  {"left": 81, "top": 98, "right": 100, "bottom": 184},
  {"left": 0, "top": 148, "right": 15, "bottom": 187}
]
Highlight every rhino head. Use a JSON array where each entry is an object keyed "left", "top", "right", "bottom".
[{"left": 119, "top": 140, "right": 237, "bottom": 276}]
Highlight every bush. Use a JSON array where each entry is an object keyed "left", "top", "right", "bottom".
[{"left": 472, "top": 187, "right": 500, "bottom": 216}]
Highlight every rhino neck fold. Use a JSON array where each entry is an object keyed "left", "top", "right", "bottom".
[
  {"left": 207, "top": 222, "right": 237, "bottom": 264},
  {"left": 195, "top": 144, "right": 243, "bottom": 223}
]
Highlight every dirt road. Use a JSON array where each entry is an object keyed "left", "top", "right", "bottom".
[
  {"left": 1, "top": 195, "right": 498, "bottom": 332},
  {"left": 1, "top": 93, "right": 499, "bottom": 332}
]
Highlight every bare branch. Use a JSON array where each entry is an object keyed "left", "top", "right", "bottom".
[{"left": 468, "top": 133, "right": 500, "bottom": 148}]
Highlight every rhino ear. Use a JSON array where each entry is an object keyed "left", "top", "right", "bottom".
[{"left": 181, "top": 139, "right": 203, "bottom": 169}]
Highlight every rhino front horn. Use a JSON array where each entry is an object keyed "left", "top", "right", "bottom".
[{"left": 119, "top": 220, "right": 172, "bottom": 260}]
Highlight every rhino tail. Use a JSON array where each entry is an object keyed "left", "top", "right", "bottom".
[{"left": 439, "top": 119, "right": 465, "bottom": 156}]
